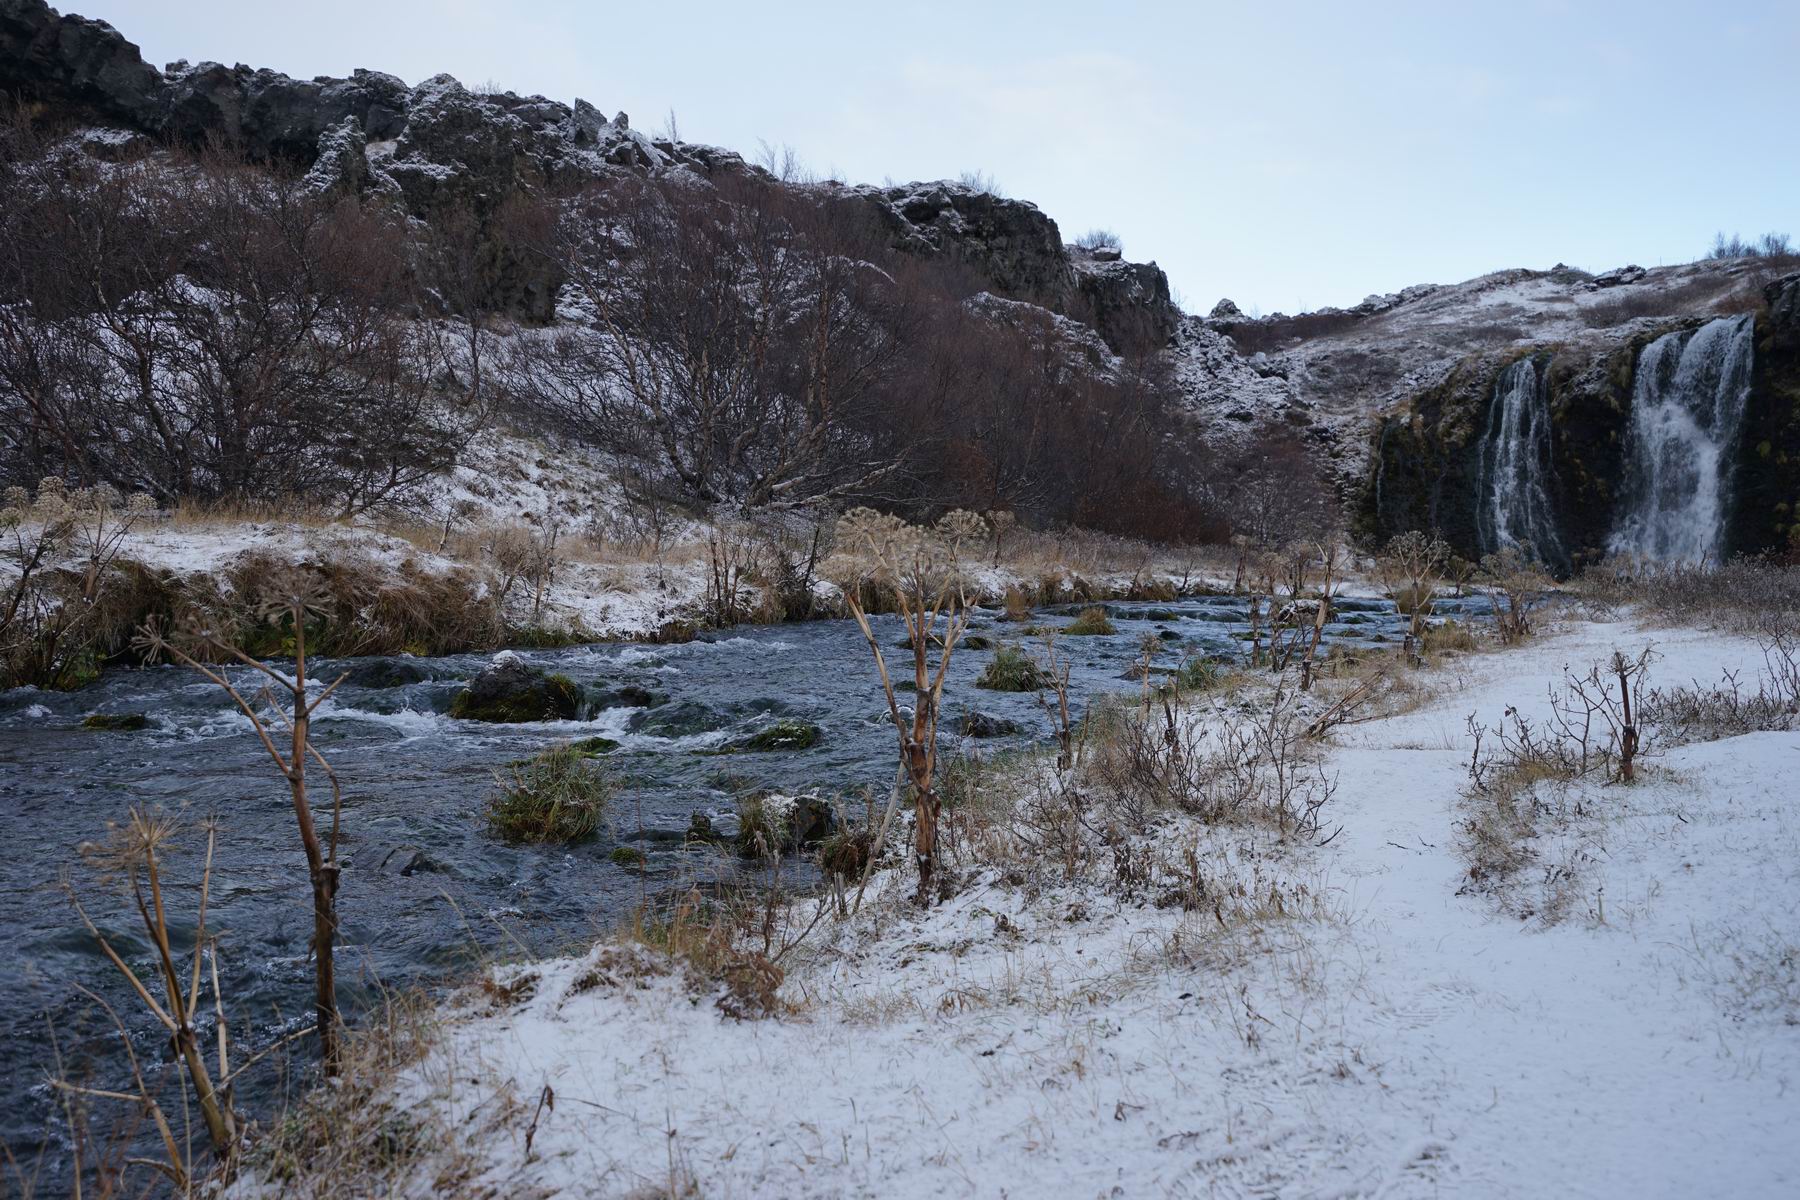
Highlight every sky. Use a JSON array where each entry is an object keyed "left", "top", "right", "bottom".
[{"left": 70, "top": 0, "right": 1800, "bottom": 315}]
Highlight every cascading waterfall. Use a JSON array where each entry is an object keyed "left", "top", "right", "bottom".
[
  {"left": 1609, "top": 314, "right": 1756, "bottom": 563},
  {"left": 1477, "top": 354, "right": 1564, "bottom": 566}
]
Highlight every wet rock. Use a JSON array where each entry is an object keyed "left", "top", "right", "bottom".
[
  {"left": 569, "top": 735, "right": 619, "bottom": 756},
  {"left": 956, "top": 712, "right": 1022, "bottom": 738},
  {"left": 608, "top": 846, "right": 646, "bottom": 867},
  {"left": 590, "top": 684, "right": 662, "bottom": 710},
  {"left": 375, "top": 845, "right": 445, "bottom": 877},
  {"left": 736, "top": 792, "right": 834, "bottom": 855},
  {"left": 686, "top": 811, "right": 728, "bottom": 846},
  {"left": 82, "top": 712, "right": 148, "bottom": 731},
  {"left": 630, "top": 700, "right": 723, "bottom": 738},
  {"left": 340, "top": 658, "right": 427, "bottom": 689},
  {"left": 787, "top": 794, "right": 834, "bottom": 847},
  {"left": 717, "top": 719, "right": 822, "bottom": 753},
  {"left": 448, "top": 651, "right": 579, "bottom": 723}
]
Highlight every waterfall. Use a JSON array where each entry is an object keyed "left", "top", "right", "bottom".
[
  {"left": 1477, "top": 354, "right": 1563, "bottom": 566},
  {"left": 1609, "top": 314, "right": 1756, "bottom": 563}
]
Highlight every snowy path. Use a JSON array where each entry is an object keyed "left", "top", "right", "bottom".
[{"left": 1309, "top": 622, "right": 1800, "bottom": 1197}]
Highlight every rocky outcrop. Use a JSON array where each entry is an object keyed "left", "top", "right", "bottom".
[
  {"left": 1072, "top": 249, "right": 1179, "bottom": 353},
  {"left": 842, "top": 180, "right": 1178, "bottom": 353},
  {"left": 3, "top": 0, "right": 1177, "bottom": 345},
  {"left": 1733, "top": 273, "right": 1800, "bottom": 557},
  {"left": 0, "top": 0, "right": 163, "bottom": 128},
  {"left": 449, "top": 652, "right": 580, "bottom": 723},
  {"left": 1361, "top": 338, "right": 1644, "bottom": 572}
]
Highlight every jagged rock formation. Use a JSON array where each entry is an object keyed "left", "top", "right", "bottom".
[{"left": 0, "top": 0, "right": 1178, "bottom": 347}]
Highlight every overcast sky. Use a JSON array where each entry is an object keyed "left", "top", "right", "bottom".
[{"left": 72, "top": 0, "right": 1800, "bottom": 314}]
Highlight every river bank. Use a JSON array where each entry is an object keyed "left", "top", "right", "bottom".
[
  {"left": 233, "top": 612, "right": 1800, "bottom": 1198},
  {"left": 5, "top": 584, "right": 1438, "bottom": 1187}
]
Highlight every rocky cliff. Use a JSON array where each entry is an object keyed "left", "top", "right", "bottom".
[{"left": 0, "top": 0, "right": 1178, "bottom": 347}]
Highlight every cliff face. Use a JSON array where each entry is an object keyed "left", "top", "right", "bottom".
[
  {"left": 1734, "top": 274, "right": 1800, "bottom": 557},
  {"left": 1358, "top": 340, "right": 1640, "bottom": 572},
  {"left": 0, "top": 0, "right": 1179, "bottom": 349}
]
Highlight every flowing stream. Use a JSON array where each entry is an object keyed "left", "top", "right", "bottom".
[
  {"left": 1609, "top": 314, "right": 1757, "bottom": 563},
  {"left": 1477, "top": 354, "right": 1564, "bottom": 568},
  {"left": 0, "top": 595, "right": 1463, "bottom": 1176}
]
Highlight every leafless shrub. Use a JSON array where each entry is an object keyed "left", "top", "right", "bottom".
[
  {"left": 1460, "top": 647, "right": 1656, "bottom": 898},
  {"left": 1641, "top": 628, "right": 1800, "bottom": 744},
  {"left": 0, "top": 137, "right": 489, "bottom": 510},
  {"left": 1086, "top": 684, "right": 1338, "bottom": 841},
  {"left": 1576, "top": 554, "right": 1800, "bottom": 631},
  {"left": 1708, "top": 230, "right": 1795, "bottom": 260},
  {"left": 1377, "top": 530, "right": 1451, "bottom": 661},
  {"left": 956, "top": 169, "right": 1003, "bottom": 195},
  {"left": 1, "top": 481, "right": 156, "bottom": 687},
  {"left": 1477, "top": 547, "right": 1554, "bottom": 645},
  {"left": 1075, "top": 228, "right": 1122, "bottom": 253},
  {"left": 1580, "top": 276, "right": 1727, "bottom": 327},
  {"left": 705, "top": 522, "right": 762, "bottom": 627}
]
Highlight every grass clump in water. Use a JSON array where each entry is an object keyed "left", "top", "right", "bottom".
[
  {"left": 976, "top": 643, "right": 1048, "bottom": 692},
  {"left": 488, "top": 744, "right": 612, "bottom": 844},
  {"left": 1063, "top": 606, "right": 1116, "bottom": 636}
]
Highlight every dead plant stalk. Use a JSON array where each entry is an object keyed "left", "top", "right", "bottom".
[{"left": 136, "top": 600, "right": 348, "bottom": 1072}]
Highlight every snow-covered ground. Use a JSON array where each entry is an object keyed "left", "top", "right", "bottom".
[{"left": 286, "top": 615, "right": 1798, "bottom": 1197}]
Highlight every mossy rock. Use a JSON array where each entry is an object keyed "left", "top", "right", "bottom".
[
  {"left": 715, "top": 719, "right": 822, "bottom": 753},
  {"left": 630, "top": 700, "right": 726, "bottom": 738},
  {"left": 735, "top": 792, "right": 835, "bottom": 856},
  {"left": 961, "top": 634, "right": 995, "bottom": 651},
  {"left": 450, "top": 654, "right": 580, "bottom": 724},
  {"left": 570, "top": 735, "right": 620, "bottom": 756},
  {"left": 83, "top": 712, "right": 149, "bottom": 732},
  {"left": 609, "top": 846, "right": 647, "bottom": 867}
]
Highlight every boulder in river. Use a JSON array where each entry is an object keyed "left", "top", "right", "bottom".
[
  {"left": 340, "top": 658, "right": 428, "bottom": 689},
  {"left": 956, "top": 711, "right": 1022, "bottom": 738},
  {"left": 449, "top": 651, "right": 579, "bottom": 723},
  {"left": 717, "top": 719, "right": 822, "bottom": 753},
  {"left": 82, "top": 712, "right": 148, "bottom": 731},
  {"left": 590, "top": 684, "right": 663, "bottom": 710}
]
